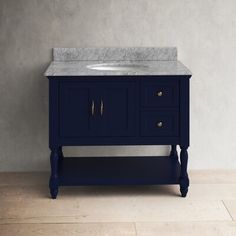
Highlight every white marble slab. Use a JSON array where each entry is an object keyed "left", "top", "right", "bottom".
[{"left": 53, "top": 47, "right": 177, "bottom": 61}]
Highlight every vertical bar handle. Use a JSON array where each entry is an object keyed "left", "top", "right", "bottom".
[
  {"left": 100, "top": 99, "right": 104, "bottom": 116},
  {"left": 91, "top": 100, "right": 95, "bottom": 116}
]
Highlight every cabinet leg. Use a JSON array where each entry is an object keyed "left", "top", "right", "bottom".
[
  {"left": 169, "top": 145, "right": 178, "bottom": 160},
  {"left": 58, "top": 146, "right": 64, "bottom": 161},
  {"left": 179, "top": 146, "right": 189, "bottom": 197},
  {"left": 49, "top": 148, "right": 59, "bottom": 199}
]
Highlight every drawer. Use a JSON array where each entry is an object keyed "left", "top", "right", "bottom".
[
  {"left": 141, "top": 80, "right": 179, "bottom": 107},
  {"left": 141, "top": 111, "right": 179, "bottom": 137}
]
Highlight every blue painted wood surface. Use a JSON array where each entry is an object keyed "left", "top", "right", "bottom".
[{"left": 48, "top": 75, "right": 191, "bottom": 198}]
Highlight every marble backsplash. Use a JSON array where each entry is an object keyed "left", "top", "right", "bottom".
[{"left": 53, "top": 47, "right": 177, "bottom": 61}]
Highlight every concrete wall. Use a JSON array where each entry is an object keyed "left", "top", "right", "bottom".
[{"left": 0, "top": 0, "right": 236, "bottom": 171}]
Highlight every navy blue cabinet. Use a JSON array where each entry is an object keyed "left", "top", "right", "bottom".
[{"left": 48, "top": 76, "right": 190, "bottom": 199}]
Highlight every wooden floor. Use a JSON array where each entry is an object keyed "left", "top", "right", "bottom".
[{"left": 1, "top": 171, "right": 236, "bottom": 235}]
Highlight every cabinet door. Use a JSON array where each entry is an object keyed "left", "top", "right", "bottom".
[
  {"left": 59, "top": 81, "right": 136, "bottom": 138},
  {"left": 98, "top": 82, "right": 136, "bottom": 136},
  {"left": 59, "top": 82, "right": 94, "bottom": 137}
]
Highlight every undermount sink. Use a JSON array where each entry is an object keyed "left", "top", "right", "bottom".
[{"left": 87, "top": 63, "right": 149, "bottom": 71}]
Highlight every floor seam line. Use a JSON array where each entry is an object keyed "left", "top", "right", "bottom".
[
  {"left": 0, "top": 220, "right": 234, "bottom": 225},
  {"left": 222, "top": 200, "right": 234, "bottom": 221}
]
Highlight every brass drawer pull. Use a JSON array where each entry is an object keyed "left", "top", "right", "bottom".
[
  {"left": 156, "top": 121, "right": 163, "bottom": 127},
  {"left": 100, "top": 99, "right": 104, "bottom": 116},
  {"left": 91, "top": 100, "right": 95, "bottom": 116},
  {"left": 156, "top": 91, "right": 163, "bottom": 97}
]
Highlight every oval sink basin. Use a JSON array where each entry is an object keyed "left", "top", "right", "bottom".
[{"left": 87, "top": 63, "right": 149, "bottom": 71}]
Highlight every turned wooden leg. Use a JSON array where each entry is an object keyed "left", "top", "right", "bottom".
[
  {"left": 179, "top": 145, "right": 189, "bottom": 197},
  {"left": 49, "top": 148, "right": 59, "bottom": 199},
  {"left": 58, "top": 146, "right": 64, "bottom": 160},
  {"left": 169, "top": 145, "right": 178, "bottom": 160}
]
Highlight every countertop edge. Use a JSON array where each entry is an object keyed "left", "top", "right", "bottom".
[{"left": 44, "top": 60, "right": 192, "bottom": 77}]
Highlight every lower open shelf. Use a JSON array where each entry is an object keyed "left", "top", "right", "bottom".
[{"left": 58, "top": 156, "right": 181, "bottom": 186}]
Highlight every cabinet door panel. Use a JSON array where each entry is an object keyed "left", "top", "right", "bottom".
[
  {"left": 99, "top": 83, "right": 136, "bottom": 136},
  {"left": 59, "top": 82, "right": 92, "bottom": 137}
]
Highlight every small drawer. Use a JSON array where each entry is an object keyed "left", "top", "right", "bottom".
[
  {"left": 141, "top": 80, "right": 179, "bottom": 107},
  {"left": 141, "top": 111, "right": 179, "bottom": 137}
]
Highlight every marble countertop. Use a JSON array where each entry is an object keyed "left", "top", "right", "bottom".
[
  {"left": 44, "top": 48, "right": 192, "bottom": 77},
  {"left": 44, "top": 60, "right": 192, "bottom": 76}
]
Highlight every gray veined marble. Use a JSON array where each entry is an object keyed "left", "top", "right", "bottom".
[
  {"left": 53, "top": 47, "right": 177, "bottom": 61},
  {"left": 45, "top": 47, "right": 192, "bottom": 76},
  {"left": 44, "top": 60, "right": 191, "bottom": 76}
]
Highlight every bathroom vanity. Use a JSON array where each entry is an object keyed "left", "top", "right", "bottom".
[{"left": 45, "top": 47, "right": 192, "bottom": 199}]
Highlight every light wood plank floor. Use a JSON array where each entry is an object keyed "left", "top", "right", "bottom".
[{"left": 0, "top": 170, "right": 236, "bottom": 236}]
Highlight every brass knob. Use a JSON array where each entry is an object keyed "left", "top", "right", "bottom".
[
  {"left": 156, "top": 91, "right": 163, "bottom": 97},
  {"left": 157, "top": 121, "right": 163, "bottom": 127}
]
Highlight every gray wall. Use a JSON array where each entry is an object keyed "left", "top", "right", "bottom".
[{"left": 1, "top": 0, "right": 236, "bottom": 171}]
